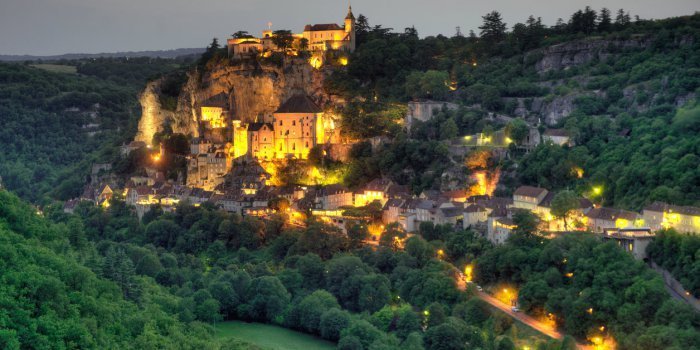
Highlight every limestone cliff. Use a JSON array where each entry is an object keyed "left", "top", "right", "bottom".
[
  {"left": 529, "top": 37, "right": 652, "bottom": 74},
  {"left": 135, "top": 79, "right": 175, "bottom": 143},
  {"left": 135, "top": 57, "right": 331, "bottom": 144}
]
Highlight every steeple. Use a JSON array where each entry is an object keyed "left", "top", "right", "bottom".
[{"left": 345, "top": 5, "right": 355, "bottom": 20}]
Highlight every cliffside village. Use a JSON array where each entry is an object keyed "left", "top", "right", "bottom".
[{"left": 63, "top": 7, "right": 700, "bottom": 262}]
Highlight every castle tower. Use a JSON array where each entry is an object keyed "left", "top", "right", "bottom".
[{"left": 344, "top": 5, "right": 356, "bottom": 52}]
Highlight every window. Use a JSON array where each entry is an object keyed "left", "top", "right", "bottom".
[
  {"left": 292, "top": 121, "right": 296, "bottom": 126},
  {"left": 279, "top": 120, "right": 283, "bottom": 126}
]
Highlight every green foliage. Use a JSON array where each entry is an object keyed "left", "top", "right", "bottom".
[
  {"left": 0, "top": 62, "right": 175, "bottom": 202},
  {"left": 647, "top": 229, "right": 700, "bottom": 297}
]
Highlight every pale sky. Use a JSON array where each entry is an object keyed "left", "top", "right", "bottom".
[{"left": 0, "top": 0, "right": 698, "bottom": 56}]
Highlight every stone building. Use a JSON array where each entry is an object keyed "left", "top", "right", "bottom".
[
  {"left": 232, "top": 94, "right": 339, "bottom": 161},
  {"left": 227, "top": 6, "right": 356, "bottom": 59}
]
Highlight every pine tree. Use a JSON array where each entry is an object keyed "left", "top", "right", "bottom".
[
  {"left": 598, "top": 8, "right": 612, "bottom": 32},
  {"left": 479, "top": 11, "right": 507, "bottom": 43}
]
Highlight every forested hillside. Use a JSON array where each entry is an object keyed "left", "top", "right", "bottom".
[
  {"left": 0, "top": 59, "right": 179, "bottom": 203},
  {"left": 328, "top": 10, "right": 700, "bottom": 209},
  {"left": 0, "top": 191, "right": 223, "bottom": 349}
]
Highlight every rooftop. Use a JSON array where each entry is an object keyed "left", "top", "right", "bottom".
[
  {"left": 514, "top": 186, "right": 548, "bottom": 198},
  {"left": 274, "top": 94, "right": 322, "bottom": 114}
]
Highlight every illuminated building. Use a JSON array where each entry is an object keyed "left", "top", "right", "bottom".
[
  {"left": 585, "top": 207, "right": 641, "bottom": 233},
  {"left": 602, "top": 228, "right": 655, "bottom": 260},
  {"left": 542, "top": 129, "right": 573, "bottom": 146},
  {"left": 643, "top": 201, "right": 700, "bottom": 234},
  {"left": 227, "top": 6, "right": 356, "bottom": 59},
  {"left": 230, "top": 94, "right": 339, "bottom": 161},
  {"left": 199, "top": 93, "right": 229, "bottom": 129}
]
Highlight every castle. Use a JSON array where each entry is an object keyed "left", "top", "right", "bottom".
[{"left": 227, "top": 6, "right": 356, "bottom": 59}]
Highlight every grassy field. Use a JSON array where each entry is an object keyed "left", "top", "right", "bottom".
[
  {"left": 216, "top": 321, "right": 336, "bottom": 350},
  {"left": 30, "top": 64, "right": 77, "bottom": 74}
]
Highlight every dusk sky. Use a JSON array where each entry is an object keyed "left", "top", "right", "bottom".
[{"left": 1, "top": 0, "right": 698, "bottom": 56}]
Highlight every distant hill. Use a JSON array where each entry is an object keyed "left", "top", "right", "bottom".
[{"left": 0, "top": 47, "right": 205, "bottom": 61}]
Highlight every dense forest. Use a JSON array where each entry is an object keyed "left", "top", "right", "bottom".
[
  {"left": 2, "top": 188, "right": 697, "bottom": 349},
  {"left": 0, "top": 59, "right": 180, "bottom": 203},
  {"left": 647, "top": 229, "right": 700, "bottom": 298},
  {"left": 321, "top": 10, "right": 700, "bottom": 208}
]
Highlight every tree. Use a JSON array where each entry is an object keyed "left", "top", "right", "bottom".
[
  {"left": 550, "top": 190, "right": 580, "bottom": 230},
  {"left": 241, "top": 276, "right": 290, "bottom": 322},
  {"left": 598, "top": 8, "right": 612, "bottom": 32},
  {"left": 424, "top": 323, "right": 463, "bottom": 350},
  {"left": 505, "top": 119, "right": 529, "bottom": 145},
  {"left": 294, "top": 290, "right": 340, "bottom": 333},
  {"left": 299, "top": 38, "right": 309, "bottom": 51},
  {"left": 439, "top": 118, "right": 458, "bottom": 140},
  {"left": 341, "top": 320, "right": 383, "bottom": 349},
  {"left": 615, "top": 9, "right": 631, "bottom": 28},
  {"left": 320, "top": 308, "right": 351, "bottom": 341},
  {"left": 479, "top": 11, "right": 507, "bottom": 44},
  {"left": 272, "top": 30, "right": 294, "bottom": 51},
  {"left": 347, "top": 223, "right": 369, "bottom": 249},
  {"left": 232, "top": 31, "right": 253, "bottom": 38},
  {"left": 512, "top": 209, "right": 539, "bottom": 236}
]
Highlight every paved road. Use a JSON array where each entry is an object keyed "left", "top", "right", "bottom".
[{"left": 455, "top": 273, "right": 593, "bottom": 349}]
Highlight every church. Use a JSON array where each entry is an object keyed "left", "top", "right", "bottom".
[
  {"left": 227, "top": 6, "right": 356, "bottom": 59},
  {"left": 231, "top": 94, "right": 340, "bottom": 161}
]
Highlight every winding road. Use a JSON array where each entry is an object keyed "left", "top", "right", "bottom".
[{"left": 455, "top": 273, "right": 593, "bottom": 349}]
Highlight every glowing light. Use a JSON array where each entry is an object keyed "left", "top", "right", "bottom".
[
  {"left": 587, "top": 307, "right": 594, "bottom": 314},
  {"left": 565, "top": 272, "right": 574, "bottom": 278},
  {"left": 592, "top": 187, "right": 602, "bottom": 195},
  {"left": 464, "top": 264, "right": 474, "bottom": 282},
  {"left": 437, "top": 249, "right": 444, "bottom": 259},
  {"left": 505, "top": 137, "right": 513, "bottom": 144},
  {"left": 573, "top": 166, "right": 584, "bottom": 178},
  {"left": 152, "top": 154, "right": 161, "bottom": 162},
  {"left": 338, "top": 57, "right": 348, "bottom": 66},
  {"left": 310, "top": 56, "right": 322, "bottom": 69},
  {"left": 472, "top": 61, "right": 477, "bottom": 67}
]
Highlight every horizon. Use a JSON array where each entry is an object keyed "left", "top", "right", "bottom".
[{"left": 1, "top": 0, "right": 698, "bottom": 56}]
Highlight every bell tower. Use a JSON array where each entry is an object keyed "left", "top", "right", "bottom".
[{"left": 344, "top": 5, "right": 356, "bottom": 52}]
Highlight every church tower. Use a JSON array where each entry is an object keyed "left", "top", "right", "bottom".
[{"left": 344, "top": 5, "right": 356, "bottom": 52}]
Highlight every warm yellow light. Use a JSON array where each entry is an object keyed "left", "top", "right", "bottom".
[
  {"left": 464, "top": 135, "right": 472, "bottom": 140},
  {"left": 464, "top": 265, "right": 473, "bottom": 282},
  {"left": 565, "top": 272, "right": 574, "bottom": 278},
  {"left": 587, "top": 307, "right": 594, "bottom": 314},
  {"left": 472, "top": 61, "right": 477, "bottom": 67},
  {"left": 505, "top": 137, "right": 513, "bottom": 144},
  {"left": 152, "top": 154, "right": 161, "bottom": 162},
  {"left": 338, "top": 57, "right": 348, "bottom": 66},
  {"left": 573, "top": 166, "right": 584, "bottom": 178},
  {"left": 599, "top": 326, "right": 605, "bottom": 332},
  {"left": 310, "top": 56, "right": 322, "bottom": 69},
  {"left": 592, "top": 187, "right": 602, "bottom": 195}
]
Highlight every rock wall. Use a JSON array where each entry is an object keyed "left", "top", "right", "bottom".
[
  {"left": 529, "top": 37, "right": 652, "bottom": 74},
  {"left": 136, "top": 57, "right": 331, "bottom": 144},
  {"left": 135, "top": 79, "right": 175, "bottom": 144}
]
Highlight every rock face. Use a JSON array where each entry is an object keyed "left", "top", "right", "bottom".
[
  {"left": 135, "top": 79, "right": 175, "bottom": 144},
  {"left": 530, "top": 37, "right": 651, "bottom": 74},
  {"left": 135, "top": 57, "right": 330, "bottom": 144}
]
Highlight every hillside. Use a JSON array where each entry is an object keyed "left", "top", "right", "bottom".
[
  {"left": 318, "top": 11, "right": 700, "bottom": 209},
  {"left": 0, "top": 59, "right": 181, "bottom": 202},
  {"left": 0, "top": 191, "right": 221, "bottom": 349}
]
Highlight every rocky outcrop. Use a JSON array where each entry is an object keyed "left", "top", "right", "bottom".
[
  {"left": 529, "top": 37, "right": 652, "bottom": 74},
  {"left": 135, "top": 79, "right": 176, "bottom": 144},
  {"left": 135, "top": 57, "right": 332, "bottom": 144}
]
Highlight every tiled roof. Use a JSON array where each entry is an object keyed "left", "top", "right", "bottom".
[
  {"left": 644, "top": 201, "right": 700, "bottom": 216},
  {"left": 304, "top": 23, "right": 343, "bottom": 31},
  {"left": 544, "top": 129, "right": 569, "bottom": 137},
  {"left": 274, "top": 95, "right": 322, "bottom": 114},
  {"left": 464, "top": 204, "right": 487, "bottom": 213},
  {"left": 514, "top": 186, "right": 548, "bottom": 198},
  {"left": 586, "top": 207, "right": 638, "bottom": 221},
  {"left": 248, "top": 122, "right": 273, "bottom": 131}
]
